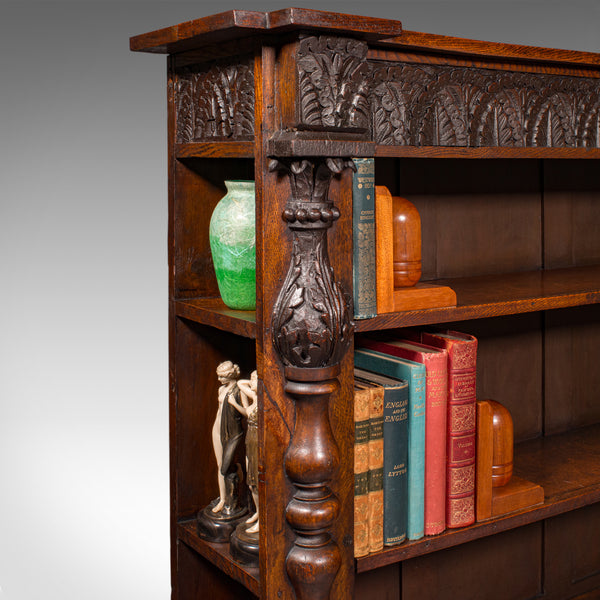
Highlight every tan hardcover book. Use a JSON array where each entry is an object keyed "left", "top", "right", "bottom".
[
  {"left": 354, "top": 384, "right": 371, "bottom": 557},
  {"left": 355, "top": 378, "right": 385, "bottom": 553}
]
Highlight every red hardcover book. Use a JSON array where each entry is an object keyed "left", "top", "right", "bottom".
[
  {"left": 361, "top": 338, "right": 448, "bottom": 535},
  {"left": 421, "top": 331, "right": 478, "bottom": 529}
]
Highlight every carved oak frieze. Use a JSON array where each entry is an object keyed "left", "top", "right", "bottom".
[
  {"left": 370, "top": 63, "right": 600, "bottom": 148},
  {"left": 175, "top": 58, "right": 254, "bottom": 142},
  {"left": 297, "top": 36, "right": 370, "bottom": 132}
]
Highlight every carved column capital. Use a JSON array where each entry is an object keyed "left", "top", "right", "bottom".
[{"left": 269, "top": 157, "right": 354, "bottom": 369}]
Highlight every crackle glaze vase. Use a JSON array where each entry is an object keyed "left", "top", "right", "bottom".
[{"left": 209, "top": 180, "right": 256, "bottom": 310}]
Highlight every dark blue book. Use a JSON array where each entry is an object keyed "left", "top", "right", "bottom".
[{"left": 354, "top": 367, "right": 408, "bottom": 546}]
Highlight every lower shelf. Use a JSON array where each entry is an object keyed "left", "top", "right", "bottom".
[
  {"left": 177, "top": 425, "right": 600, "bottom": 585},
  {"left": 177, "top": 520, "right": 260, "bottom": 596},
  {"left": 356, "top": 423, "right": 600, "bottom": 573}
]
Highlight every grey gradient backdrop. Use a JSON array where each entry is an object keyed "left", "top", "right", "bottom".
[{"left": 1, "top": 1, "right": 598, "bottom": 598}]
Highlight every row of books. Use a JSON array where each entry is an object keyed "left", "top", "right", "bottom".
[{"left": 353, "top": 329, "right": 478, "bottom": 557}]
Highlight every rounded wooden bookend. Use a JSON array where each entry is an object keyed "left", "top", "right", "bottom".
[
  {"left": 489, "top": 400, "right": 514, "bottom": 487},
  {"left": 393, "top": 195, "right": 422, "bottom": 287}
]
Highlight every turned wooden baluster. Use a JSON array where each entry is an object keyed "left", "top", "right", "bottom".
[{"left": 269, "top": 156, "right": 354, "bottom": 600}]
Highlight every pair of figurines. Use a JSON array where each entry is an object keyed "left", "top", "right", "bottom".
[{"left": 196, "top": 361, "right": 259, "bottom": 567}]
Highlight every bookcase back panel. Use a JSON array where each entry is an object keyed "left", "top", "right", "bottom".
[
  {"left": 173, "top": 159, "right": 254, "bottom": 300},
  {"left": 401, "top": 524, "right": 542, "bottom": 600},
  {"left": 391, "top": 159, "right": 542, "bottom": 280},
  {"left": 355, "top": 564, "right": 400, "bottom": 600},
  {"left": 544, "top": 305, "right": 600, "bottom": 434},
  {"left": 543, "top": 503, "right": 600, "bottom": 600},
  {"left": 447, "top": 314, "right": 544, "bottom": 441},
  {"left": 544, "top": 160, "right": 600, "bottom": 269},
  {"left": 173, "top": 318, "right": 256, "bottom": 518}
]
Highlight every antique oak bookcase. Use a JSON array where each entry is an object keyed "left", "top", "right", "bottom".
[{"left": 130, "top": 9, "right": 600, "bottom": 600}]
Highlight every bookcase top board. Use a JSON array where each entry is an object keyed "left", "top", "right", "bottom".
[{"left": 130, "top": 7, "right": 600, "bottom": 70}]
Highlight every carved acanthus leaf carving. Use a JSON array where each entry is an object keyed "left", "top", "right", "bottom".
[
  {"left": 370, "top": 63, "right": 600, "bottom": 148},
  {"left": 175, "top": 58, "right": 254, "bottom": 142},
  {"left": 270, "top": 157, "right": 354, "bottom": 370},
  {"left": 297, "top": 36, "right": 370, "bottom": 132}
]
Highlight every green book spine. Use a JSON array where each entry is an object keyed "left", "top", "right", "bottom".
[{"left": 352, "top": 158, "right": 376, "bottom": 319}]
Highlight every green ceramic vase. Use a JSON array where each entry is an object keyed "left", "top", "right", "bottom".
[{"left": 209, "top": 180, "right": 256, "bottom": 310}]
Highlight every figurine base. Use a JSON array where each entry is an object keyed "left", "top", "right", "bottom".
[
  {"left": 230, "top": 521, "right": 259, "bottom": 567},
  {"left": 196, "top": 499, "right": 248, "bottom": 543}
]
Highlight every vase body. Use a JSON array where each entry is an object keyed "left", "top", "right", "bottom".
[{"left": 209, "top": 180, "right": 256, "bottom": 310}]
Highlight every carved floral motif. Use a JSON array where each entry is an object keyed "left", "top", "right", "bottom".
[
  {"left": 175, "top": 59, "right": 254, "bottom": 142},
  {"left": 297, "top": 36, "right": 370, "bottom": 131}
]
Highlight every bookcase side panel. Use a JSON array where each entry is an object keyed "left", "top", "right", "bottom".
[
  {"left": 253, "top": 44, "right": 297, "bottom": 600},
  {"left": 172, "top": 159, "right": 255, "bottom": 300},
  {"left": 172, "top": 318, "right": 256, "bottom": 519},
  {"left": 176, "top": 538, "right": 256, "bottom": 600}
]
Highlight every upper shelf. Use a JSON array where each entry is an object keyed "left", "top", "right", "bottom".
[
  {"left": 357, "top": 265, "right": 600, "bottom": 331},
  {"left": 174, "top": 265, "right": 600, "bottom": 337}
]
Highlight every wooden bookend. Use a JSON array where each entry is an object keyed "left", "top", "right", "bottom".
[
  {"left": 476, "top": 400, "right": 544, "bottom": 521},
  {"left": 476, "top": 400, "right": 494, "bottom": 521},
  {"left": 375, "top": 186, "right": 456, "bottom": 313}
]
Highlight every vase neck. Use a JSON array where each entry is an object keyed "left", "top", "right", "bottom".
[{"left": 225, "top": 180, "right": 255, "bottom": 194}]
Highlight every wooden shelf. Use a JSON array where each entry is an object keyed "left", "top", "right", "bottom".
[
  {"left": 356, "top": 423, "right": 600, "bottom": 573},
  {"left": 175, "top": 266, "right": 600, "bottom": 337},
  {"left": 173, "top": 297, "right": 256, "bottom": 338},
  {"left": 177, "top": 520, "right": 259, "bottom": 596},
  {"left": 175, "top": 142, "right": 255, "bottom": 159},
  {"left": 357, "top": 265, "right": 600, "bottom": 331}
]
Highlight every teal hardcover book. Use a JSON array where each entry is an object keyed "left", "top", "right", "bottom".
[
  {"left": 355, "top": 348, "right": 426, "bottom": 541},
  {"left": 352, "top": 158, "right": 376, "bottom": 319},
  {"left": 354, "top": 366, "right": 408, "bottom": 546}
]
